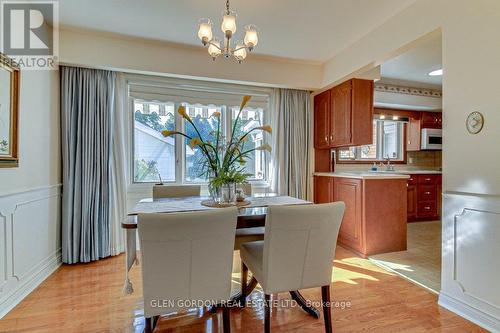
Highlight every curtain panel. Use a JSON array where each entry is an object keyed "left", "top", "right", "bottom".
[
  {"left": 61, "top": 66, "right": 125, "bottom": 264},
  {"left": 270, "top": 89, "right": 312, "bottom": 200}
]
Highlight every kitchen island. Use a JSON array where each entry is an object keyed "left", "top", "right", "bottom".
[{"left": 314, "top": 172, "right": 410, "bottom": 257}]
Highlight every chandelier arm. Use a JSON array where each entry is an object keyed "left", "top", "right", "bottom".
[
  {"left": 231, "top": 45, "right": 250, "bottom": 54},
  {"left": 206, "top": 40, "right": 223, "bottom": 51},
  {"left": 226, "top": 0, "right": 230, "bottom": 14}
]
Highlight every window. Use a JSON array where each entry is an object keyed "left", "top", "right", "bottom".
[
  {"left": 131, "top": 80, "right": 270, "bottom": 184},
  {"left": 338, "top": 120, "right": 404, "bottom": 162},
  {"left": 133, "top": 101, "right": 176, "bottom": 182}
]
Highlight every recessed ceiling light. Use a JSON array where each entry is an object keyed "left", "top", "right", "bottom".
[{"left": 429, "top": 69, "right": 443, "bottom": 76}]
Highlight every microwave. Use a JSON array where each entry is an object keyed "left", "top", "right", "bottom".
[{"left": 421, "top": 128, "right": 442, "bottom": 150}]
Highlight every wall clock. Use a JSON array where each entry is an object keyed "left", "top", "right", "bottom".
[{"left": 466, "top": 111, "right": 484, "bottom": 134}]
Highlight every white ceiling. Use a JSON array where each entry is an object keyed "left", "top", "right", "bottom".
[
  {"left": 380, "top": 36, "right": 442, "bottom": 88},
  {"left": 58, "top": 0, "right": 417, "bottom": 62}
]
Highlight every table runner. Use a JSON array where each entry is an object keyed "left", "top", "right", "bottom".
[{"left": 130, "top": 195, "right": 309, "bottom": 215}]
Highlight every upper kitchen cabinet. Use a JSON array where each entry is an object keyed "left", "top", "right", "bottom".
[
  {"left": 314, "top": 78, "right": 374, "bottom": 149},
  {"left": 407, "top": 116, "right": 422, "bottom": 151},
  {"left": 421, "top": 111, "right": 442, "bottom": 129},
  {"left": 330, "top": 81, "right": 352, "bottom": 146},
  {"left": 314, "top": 90, "right": 331, "bottom": 149}
]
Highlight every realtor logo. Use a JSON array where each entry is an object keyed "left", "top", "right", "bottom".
[{"left": 1, "top": 0, "right": 58, "bottom": 70}]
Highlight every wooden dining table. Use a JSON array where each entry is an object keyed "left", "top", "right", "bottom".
[{"left": 121, "top": 195, "right": 322, "bottom": 318}]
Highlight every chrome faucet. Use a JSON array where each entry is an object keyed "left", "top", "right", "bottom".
[{"left": 385, "top": 156, "right": 395, "bottom": 171}]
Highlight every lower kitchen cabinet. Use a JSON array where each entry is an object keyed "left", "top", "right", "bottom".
[
  {"left": 407, "top": 174, "right": 442, "bottom": 222},
  {"left": 333, "top": 178, "right": 363, "bottom": 253},
  {"left": 314, "top": 176, "right": 334, "bottom": 203},
  {"left": 314, "top": 175, "right": 407, "bottom": 257},
  {"left": 407, "top": 184, "right": 418, "bottom": 220}
]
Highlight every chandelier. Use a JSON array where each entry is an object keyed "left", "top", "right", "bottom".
[{"left": 197, "top": 0, "right": 259, "bottom": 63}]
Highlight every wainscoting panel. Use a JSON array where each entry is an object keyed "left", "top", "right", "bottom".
[
  {"left": 0, "top": 214, "right": 6, "bottom": 293},
  {"left": 0, "top": 185, "right": 62, "bottom": 319},
  {"left": 439, "top": 191, "right": 500, "bottom": 332}
]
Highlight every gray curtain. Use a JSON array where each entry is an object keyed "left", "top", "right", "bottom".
[
  {"left": 270, "top": 88, "right": 312, "bottom": 199},
  {"left": 61, "top": 66, "right": 117, "bottom": 264}
]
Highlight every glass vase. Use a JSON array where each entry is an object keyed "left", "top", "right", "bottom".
[{"left": 209, "top": 180, "right": 236, "bottom": 205}]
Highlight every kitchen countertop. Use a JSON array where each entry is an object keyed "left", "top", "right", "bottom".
[
  {"left": 314, "top": 169, "right": 442, "bottom": 179},
  {"left": 388, "top": 170, "right": 442, "bottom": 175},
  {"left": 314, "top": 171, "right": 410, "bottom": 180}
]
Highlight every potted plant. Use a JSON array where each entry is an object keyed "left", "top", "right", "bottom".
[{"left": 162, "top": 95, "right": 272, "bottom": 205}]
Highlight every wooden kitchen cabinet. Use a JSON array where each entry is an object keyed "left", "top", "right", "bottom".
[
  {"left": 314, "top": 176, "right": 334, "bottom": 203},
  {"left": 407, "top": 174, "right": 442, "bottom": 221},
  {"left": 421, "top": 112, "right": 442, "bottom": 129},
  {"left": 314, "top": 90, "right": 331, "bottom": 149},
  {"left": 314, "top": 78, "right": 374, "bottom": 149},
  {"left": 314, "top": 174, "right": 408, "bottom": 257},
  {"left": 330, "top": 81, "right": 352, "bottom": 146},
  {"left": 407, "top": 116, "right": 422, "bottom": 151},
  {"left": 334, "top": 178, "right": 363, "bottom": 252},
  {"left": 407, "top": 182, "right": 417, "bottom": 220}
]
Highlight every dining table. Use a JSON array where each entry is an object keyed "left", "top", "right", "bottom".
[{"left": 121, "top": 195, "right": 322, "bottom": 318}]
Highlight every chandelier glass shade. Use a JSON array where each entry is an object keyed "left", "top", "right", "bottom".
[{"left": 197, "top": 0, "right": 259, "bottom": 63}]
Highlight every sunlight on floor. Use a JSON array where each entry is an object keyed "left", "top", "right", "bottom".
[
  {"left": 368, "top": 259, "right": 415, "bottom": 272},
  {"left": 331, "top": 266, "right": 379, "bottom": 284},
  {"left": 334, "top": 257, "right": 396, "bottom": 275}
]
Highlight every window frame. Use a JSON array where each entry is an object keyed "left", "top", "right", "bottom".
[
  {"left": 128, "top": 78, "right": 272, "bottom": 185},
  {"left": 336, "top": 120, "right": 407, "bottom": 164}
]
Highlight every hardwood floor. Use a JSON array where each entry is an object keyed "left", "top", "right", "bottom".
[
  {"left": 0, "top": 246, "right": 484, "bottom": 333},
  {"left": 370, "top": 221, "right": 441, "bottom": 293}
]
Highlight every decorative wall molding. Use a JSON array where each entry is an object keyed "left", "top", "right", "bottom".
[
  {"left": 441, "top": 191, "right": 500, "bottom": 331},
  {"left": 452, "top": 208, "right": 500, "bottom": 311},
  {"left": 375, "top": 83, "right": 442, "bottom": 98},
  {"left": 0, "top": 184, "right": 62, "bottom": 319}
]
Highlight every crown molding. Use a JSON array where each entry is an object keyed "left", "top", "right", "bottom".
[{"left": 375, "top": 83, "right": 442, "bottom": 98}]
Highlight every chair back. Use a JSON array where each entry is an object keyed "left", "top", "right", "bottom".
[
  {"left": 138, "top": 208, "right": 238, "bottom": 317},
  {"left": 238, "top": 183, "right": 252, "bottom": 196},
  {"left": 152, "top": 185, "right": 201, "bottom": 199},
  {"left": 262, "top": 202, "right": 345, "bottom": 293}
]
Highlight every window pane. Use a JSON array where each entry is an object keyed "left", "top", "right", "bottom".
[
  {"left": 360, "top": 120, "right": 378, "bottom": 159},
  {"left": 383, "top": 121, "right": 399, "bottom": 159},
  {"left": 184, "top": 104, "right": 223, "bottom": 183},
  {"left": 231, "top": 107, "right": 265, "bottom": 180},
  {"left": 134, "top": 101, "right": 176, "bottom": 182},
  {"left": 338, "top": 147, "right": 356, "bottom": 160}
]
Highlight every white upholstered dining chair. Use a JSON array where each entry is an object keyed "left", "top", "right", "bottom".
[
  {"left": 138, "top": 208, "right": 238, "bottom": 333},
  {"left": 234, "top": 183, "right": 264, "bottom": 250},
  {"left": 239, "top": 202, "right": 345, "bottom": 333},
  {"left": 152, "top": 184, "right": 201, "bottom": 199}
]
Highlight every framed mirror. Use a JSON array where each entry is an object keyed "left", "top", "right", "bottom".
[{"left": 0, "top": 53, "right": 19, "bottom": 168}]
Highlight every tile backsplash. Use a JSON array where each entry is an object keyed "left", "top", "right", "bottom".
[{"left": 406, "top": 150, "right": 442, "bottom": 168}]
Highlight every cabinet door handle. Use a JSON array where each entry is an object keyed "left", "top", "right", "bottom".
[
  {"left": 330, "top": 135, "right": 334, "bottom": 141},
  {"left": 425, "top": 178, "right": 431, "bottom": 181},
  {"left": 424, "top": 206, "right": 431, "bottom": 210},
  {"left": 325, "top": 136, "right": 328, "bottom": 142},
  {"left": 425, "top": 191, "right": 431, "bottom": 195}
]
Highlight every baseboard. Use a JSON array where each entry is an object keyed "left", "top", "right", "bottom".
[
  {"left": 439, "top": 292, "right": 500, "bottom": 332},
  {"left": 0, "top": 249, "right": 62, "bottom": 319}
]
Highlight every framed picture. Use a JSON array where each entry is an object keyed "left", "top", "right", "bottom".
[{"left": 0, "top": 53, "right": 19, "bottom": 168}]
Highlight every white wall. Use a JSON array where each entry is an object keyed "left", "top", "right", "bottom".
[
  {"left": 320, "top": 0, "right": 500, "bottom": 330},
  {"left": 59, "top": 28, "right": 323, "bottom": 90},
  {"left": 0, "top": 70, "right": 61, "bottom": 318}
]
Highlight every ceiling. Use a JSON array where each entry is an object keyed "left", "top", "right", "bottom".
[
  {"left": 58, "top": 0, "right": 417, "bottom": 62},
  {"left": 380, "top": 36, "right": 442, "bottom": 88}
]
